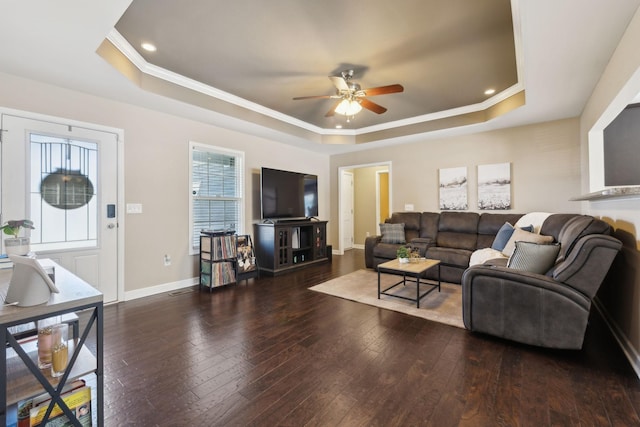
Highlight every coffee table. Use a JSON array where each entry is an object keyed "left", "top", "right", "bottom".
[{"left": 377, "top": 258, "right": 441, "bottom": 308}]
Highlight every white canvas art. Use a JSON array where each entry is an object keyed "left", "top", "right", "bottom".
[
  {"left": 478, "top": 162, "right": 511, "bottom": 210},
  {"left": 439, "top": 167, "right": 468, "bottom": 210}
]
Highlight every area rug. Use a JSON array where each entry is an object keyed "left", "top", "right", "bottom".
[{"left": 309, "top": 269, "right": 464, "bottom": 329}]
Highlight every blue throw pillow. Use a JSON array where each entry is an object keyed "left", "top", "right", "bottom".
[
  {"left": 491, "top": 222, "right": 533, "bottom": 251},
  {"left": 491, "top": 222, "right": 514, "bottom": 250}
]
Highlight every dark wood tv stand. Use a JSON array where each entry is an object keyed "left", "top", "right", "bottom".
[{"left": 254, "top": 220, "right": 328, "bottom": 276}]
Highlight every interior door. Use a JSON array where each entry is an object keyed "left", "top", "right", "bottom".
[
  {"left": 341, "top": 170, "right": 354, "bottom": 251},
  {"left": 0, "top": 114, "right": 119, "bottom": 303}
]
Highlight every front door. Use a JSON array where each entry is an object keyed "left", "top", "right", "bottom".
[{"left": 1, "top": 113, "right": 119, "bottom": 303}]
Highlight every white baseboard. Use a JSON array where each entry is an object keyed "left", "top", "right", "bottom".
[
  {"left": 124, "top": 277, "right": 198, "bottom": 301},
  {"left": 593, "top": 297, "right": 640, "bottom": 378}
]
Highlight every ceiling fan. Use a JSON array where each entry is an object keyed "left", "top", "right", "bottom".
[{"left": 293, "top": 70, "right": 404, "bottom": 118}]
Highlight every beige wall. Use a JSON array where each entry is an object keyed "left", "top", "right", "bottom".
[
  {"left": 579, "top": 7, "right": 640, "bottom": 374},
  {"left": 0, "top": 72, "right": 330, "bottom": 297},
  {"left": 329, "top": 118, "right": 582, "bottom": 247}
]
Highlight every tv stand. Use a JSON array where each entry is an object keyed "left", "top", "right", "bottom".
[{"left": 254, "top": 220, "right": 328, "bottom": 276}]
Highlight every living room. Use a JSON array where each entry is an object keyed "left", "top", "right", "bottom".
[{"left": 2, "top": 1, "right": 640, "bottom": 424}]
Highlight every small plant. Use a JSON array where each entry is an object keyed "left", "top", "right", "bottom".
[
  {"left": 0, "top": 219, "right": 35, "bottom": 239},
  {"left": 396, "top": 246, "right": 410, "bottom": 259}
]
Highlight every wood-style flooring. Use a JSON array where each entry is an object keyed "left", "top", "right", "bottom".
[{"left": 96, "top": 249, "right": 640, "bottom": 426}]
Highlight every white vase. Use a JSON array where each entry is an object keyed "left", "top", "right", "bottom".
[
  {"left": 5, "top": 237, "right": 30, "bottom": 256},
  {"left": 398, "top": 257, "right": 409, "bottom": 264}
]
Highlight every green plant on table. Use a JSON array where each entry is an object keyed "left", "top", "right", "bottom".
[
  {"left": 0, "top": 219, "right": 35, "bottom": 239},
  {"left": 396, "top": 246, "right": 410, "bottom": 259}
]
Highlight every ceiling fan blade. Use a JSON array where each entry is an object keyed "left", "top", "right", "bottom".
[
  {"left": 361, "top": 84, "right": 404, "bottom": 96},
  {"left": 292, "top": 95, "right": 334, "bottom": 100},
  {"left": 360, "top": 98, "right": 387, "bottom": 114},
  {"left": 325, "top": 101, "right": 340, "bottom": 117},
  {"left": 329, "top": 76, "right": 349, "bottom": 91}
]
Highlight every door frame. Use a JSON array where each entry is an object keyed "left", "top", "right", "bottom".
[
  {"left": 338, "top": 161, "right": 392, "bottom": 255},
  {"left": 340, "top": 170, "right": 354, "bottom": 252},
  {"left": 0, "top": 107, "right": 125, "bottom": 303}
]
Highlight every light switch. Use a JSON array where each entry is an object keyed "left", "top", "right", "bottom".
[{"left": 126, "top": 203, "right": 143, "bottom": 214}]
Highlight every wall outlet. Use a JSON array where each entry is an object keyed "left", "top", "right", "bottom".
[
  {"left": 164, "top": 254, "right": 171, "bottom": 266},
  {"left": 366, "top": 231, "right": 370, "bottom": 237},
  {"left": 404, "top": 204, "right": 414, "bottom": 211}
]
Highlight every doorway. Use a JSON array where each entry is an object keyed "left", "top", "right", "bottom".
[
  {"left": 338, "top": 162, "right": 391, "bottom": 254},
  {"left": 1, "top": 112, "right": 123, "bottom": 303}
]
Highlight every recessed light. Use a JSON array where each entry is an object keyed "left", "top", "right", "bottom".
[
  {"left": 336, "top": 125, "right": 343, "bottom": 129},
  {"left": 484, "top": 88, "right": 496, "bottom": 95},
  {"left": 141, "top": 42, "right": 157, "bottom": 52}
]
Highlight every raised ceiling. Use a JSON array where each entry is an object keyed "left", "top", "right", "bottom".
[
  {"left": 2, "top": 1, "right": 640, "bottom": 153},
  {"left": 109, "top": 0, "right": 521, "bottom": 137}
]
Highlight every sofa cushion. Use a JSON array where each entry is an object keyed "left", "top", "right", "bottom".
[
  {"left": 419, "top": 212, "right": 440, "bottom": 240},
  {"left": 426, "top": 246, "right": 472, "bottom": 268},
  {"left": 388, "top": 212, "right": 421, "bottom": 242},
  {"left": 379, "top": 223, "right": 406, "bottom": 244},
  {"left": 539, "top": 213, "right": 580, "bottom": 241},
  {"left": 439, "top": 212, "right": 479, "bottom": 233},
  {"left": 478, "top": 213, "right": 525, "bottom": 235},
  {"left": 373, "top": 242, "right": 404, "bottom": 259},
  {"left": 502, "top": 228, "right": 554, "bottom": 257},
  {"left": 507, "top": 241, "right": 561, "bottom": 274},
  {"left": 438, "top": 232, "right": 478, "bottom": 251}
]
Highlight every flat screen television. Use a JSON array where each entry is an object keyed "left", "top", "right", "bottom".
[{"left": 260, "top": 167, "right": 318, "bottom": 220}]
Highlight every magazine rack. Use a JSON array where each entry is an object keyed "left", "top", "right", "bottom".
[
  {"left": 0, "top": 262, "right": 103, "bottom": 426},
  {"left": 200, "top": 230, "right": 237, "bottom": 290},
  {"left": 236, "top": 235, "right": 259, "bottom": 282}
]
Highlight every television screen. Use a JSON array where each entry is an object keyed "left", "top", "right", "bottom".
[{"left": 261, "top": 168, "right": 318, "bottom": 219}]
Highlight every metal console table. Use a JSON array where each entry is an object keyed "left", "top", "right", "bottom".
[{"left": 0, "top": 262, "right": 103, "bottom": 426}]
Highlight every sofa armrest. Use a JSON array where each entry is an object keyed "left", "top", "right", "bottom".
[
  {"left": 461, "top": 265, "right": 592, "bottom": 349},
  {"left": 408, "top": 237, "right": 434, "bottom": 257},
  {"left": 364, "top": 235, "right": 382, "bottom": 268}
]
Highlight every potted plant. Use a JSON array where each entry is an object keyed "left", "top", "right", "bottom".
[
  {"left": 396, "top": 246, "right": 410, "bottom": 263},
  {"left": 1, "top": 219, "right": 35, "bottom": 256}
]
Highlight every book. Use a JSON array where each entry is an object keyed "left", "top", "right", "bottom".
[
  {"left": 29, "top": 383, "right": 91, "bottom": 427},
  {"left": 10, "top": 379, "right": 85, "bottom": 427}
]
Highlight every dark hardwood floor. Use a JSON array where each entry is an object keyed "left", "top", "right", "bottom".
[{"left": 96, "top": 249, "right": 640, "bottom": 426}]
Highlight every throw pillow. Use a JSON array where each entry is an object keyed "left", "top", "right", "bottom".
[
  {"left": 491, "top": 222, "right": 514, "bottom": 251},
  {"left": 379, "top": 223, "right": 406, "bottom": 244},
  {"left": 502, "top": 228, "right": 554, "bottom": 257},
  {"left": 507, "top": 241, "right": 561, "bottom": 274},
  {"left": 491, "top": 222, "right": 535, "bottom": 251}
]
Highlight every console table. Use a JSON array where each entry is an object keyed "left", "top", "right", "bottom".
[{"left": 0, "top": 262, "right": 103, "bottom": 426}]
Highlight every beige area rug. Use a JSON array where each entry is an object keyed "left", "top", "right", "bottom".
[{"left": 309, "top": 269, "right": 464, "bottom": 329}]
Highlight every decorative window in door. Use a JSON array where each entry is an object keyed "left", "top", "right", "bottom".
[{"left": 29, "top": 133, "right": 98, "bottom": 251}]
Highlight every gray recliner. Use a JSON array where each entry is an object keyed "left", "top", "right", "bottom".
[{"left": 461, "top": 216, "right": 622, "bottom": 349}]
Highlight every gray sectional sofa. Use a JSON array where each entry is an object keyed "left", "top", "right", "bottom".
[
  {"left": 365, "top": 211, "right": 526, "bottom": 283},
  {"left": 364, "top": 211, "right": 622, "bottom": 349}
]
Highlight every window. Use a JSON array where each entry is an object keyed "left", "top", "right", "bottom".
[
  {"left": 189, "top": 142, "right": 244, "bottom": 253},
  {"left": 30, "top": 133, "right": 98, "bottom": 251}
]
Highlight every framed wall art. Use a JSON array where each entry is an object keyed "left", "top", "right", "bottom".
[
  {"left": 439, "top": 167, "right": 468, "bottom": 210},
  {"left": 477, "top": 162, "right": 511, "bottom": 210}
]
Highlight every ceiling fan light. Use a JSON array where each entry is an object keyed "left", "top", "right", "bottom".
[{"left": 335, "top": 99, "right": 362, "bottom": 116}]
